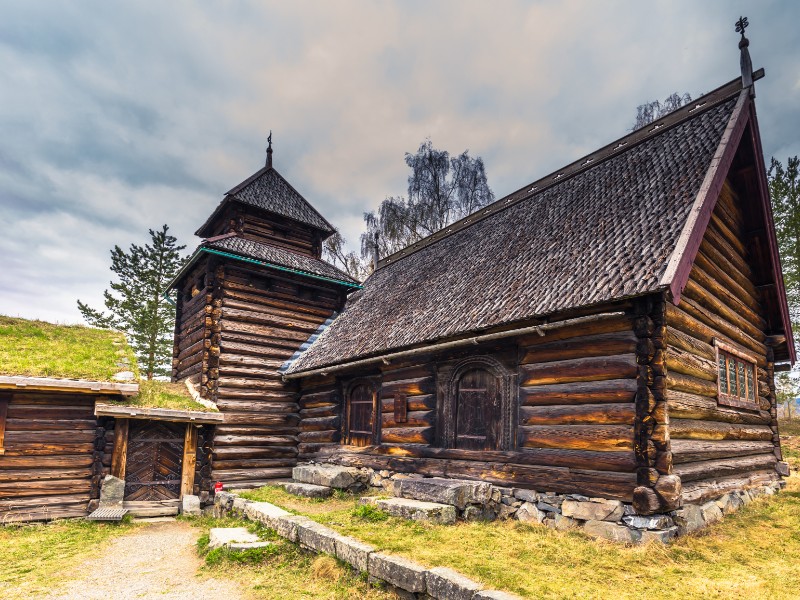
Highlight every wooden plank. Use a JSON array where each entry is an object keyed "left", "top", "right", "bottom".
[
  {"left": 520, "top": 331, "right": 638, "bottom": 364},
  {"left": 669, "top": 418, "right": 773, "bottom": 441},
  {"left": 673, "top": 454, "right": 777, "bottom": 482},
  {"left": 181, "top": 424, "right": 199, "bottom": 497},
  {"left": 94, "top": 404, "right": 224, "bottom": 424},
  {"left": 111, "top": 418, "right": 129, "bottom": 479},
  {"left": 520, "top": 354, "right": 638, "bottom": 386},
  {"left": 519, "top": 403, "right": 636, "bottom": 426},
  {"left": 518, "top": 424, "right": 633, "bottom": 451},
  {"left": 0, "top": 376, "right": 137, "bottom": 396},
  {"left": 519, "top": 379, "right": 638, "bottom": 406}
]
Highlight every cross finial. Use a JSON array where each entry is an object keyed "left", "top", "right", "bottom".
[
  {"left": 266, "top": 130, "right": 273, "bottom": 168},
  {"left": 735, "top": 16, "right": 749, "bottom": 38}
]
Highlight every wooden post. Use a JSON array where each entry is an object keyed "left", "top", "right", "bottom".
[
  {"left": 110, "top": 418, "right": 129, "bottom": 479},
  {"left": 181, "top": 424, "right": 199, "bottom": 497}
]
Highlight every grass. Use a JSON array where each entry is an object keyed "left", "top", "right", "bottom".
[
  {"left": 243, "top": 476, "right": 800, "bottom": 599},
  {"left": 117, "top": 379, "right": 216, "bottom": 412},
  {"left": 0, "top": 315, "right": 137, "bottom": 381},
  {"left": 0, "top": 519, "right": 135, "bottom": 599},
  {"left": 186, "top": 513, "right": 393, "bottom": 600}
]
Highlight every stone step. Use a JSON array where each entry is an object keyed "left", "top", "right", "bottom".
[
  {"left": 361, "top": 497, "right": 457, "bottom": 524},
  {"left": 392, "top": 477, "right": 492, "bottom": 509},
  {"left": 209, "top": 527, "right": 271, "bottom": 552},
  {"left": 292, "top": 464, "right": 365, "bottom": 489},
  {"left": 283, "top": 482, "right": 333, "bottom": 499}
]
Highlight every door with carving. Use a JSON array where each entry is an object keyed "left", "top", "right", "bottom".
[
  {"left": 455, "top": 368, "right": 502, "bottom": 450},
  {"left": 124, "top": 421, "right": 184, "bottom": 501}
]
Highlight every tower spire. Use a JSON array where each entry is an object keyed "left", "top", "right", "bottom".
[
  {"left": 736, "top": 16, "right": 753, "bottom": 90},
  {"left": 266, "top": 131, "right": 273, "bottom": 168}
]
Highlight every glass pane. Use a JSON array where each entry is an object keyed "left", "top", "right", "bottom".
[
  {"left": 718, "top": 354, "right": 728, "bottom": 394},
  {"left": 748, "top": 365, "right": 756, "bottom": 401},
  {"left": 738, "top": 361, "right": 746, "bottom": 399},
  {"left": 728, "top": 357, "right": 737, "bottom": 396}
]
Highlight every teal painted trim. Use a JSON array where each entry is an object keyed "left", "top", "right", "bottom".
[{"left": 201, "top": 248, "right": 362, "bottom": 289}]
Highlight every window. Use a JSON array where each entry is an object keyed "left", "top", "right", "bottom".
[{"left": 715, "top": 340, "right": 758, "bottom": 410}]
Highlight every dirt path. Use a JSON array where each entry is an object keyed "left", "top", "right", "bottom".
[{"left": 46, "top": 520, "right": 245, "bottom": 600}]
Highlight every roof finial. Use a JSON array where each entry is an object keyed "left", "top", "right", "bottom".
[
  {"left": 266, "top": 131, "right": 273, "bottom": 168},
  {"left": 736, "top": 16, "right": 753, "bottom": 90}
]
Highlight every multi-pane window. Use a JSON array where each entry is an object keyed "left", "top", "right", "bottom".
[{"left": 716, "top": 342, "right": 758, "bottom": 409}]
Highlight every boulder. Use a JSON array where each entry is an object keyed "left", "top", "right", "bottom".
[
  {"left": 621, "top": 514, "right": 674, "bottom": 530},
  {"left": 426, "top": 566, "right": 484, "bottom": 600},
  {"left": 283, "top": 482, "right": 333, "bottom": 499},
  {"left": 673, "top": 505, "right": 705, "bottom": 534},
  {"left": 99, "top": 475, "right": 125, "bottom": 507},
  {"left": 561, "top": 499, "right": 624, "bottom": 522},
  {"left": 392, "top": 477, "right": 492, "bottom": 509},
  {"left": 516, "top": 502, "right": 546, "bottom": 524},
  {"left": 512, "top": 489, "right": 538, "bottom": 503},
  {"left": 181, "top": 495, "right": 201, "bottom": 516},
  {"left": 292, "top": 464, "right": 363, "bottom": 489},
  {"left": 553, "top": 513, "right": 577, "bottom": 531},
  {"left": 700, "top": 501, "right": 723, "bottom": 525},
  {"left": 582, "top": 520, "right": 640, "bottom": 543},
  {"left": 368, "top": 553, "right": 427, "bottom": 593},
  {"left": 639, "top": 527, "right": 679, "bottom": 544}
]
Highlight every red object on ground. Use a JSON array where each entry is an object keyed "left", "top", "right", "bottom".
[{"left": 214, "top": 482, "right": 224, "bottom": 493}]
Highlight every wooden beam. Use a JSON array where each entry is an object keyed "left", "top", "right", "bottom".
[
  {"left": 0, "top": 394, "right": 9, "bottom": 455},
  {"left": 181, "top": 424, "right": 199, "bottom": 497},
  {"left": 110, "top": 419, "right": 129, "bottom": 480}
]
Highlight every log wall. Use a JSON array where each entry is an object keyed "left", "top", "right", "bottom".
[
  {"left": 666, "top": 181, "right": 781, "bottom": 505},
  {"left": 0, "top": 391, "right": 102, "bottom": 522}
]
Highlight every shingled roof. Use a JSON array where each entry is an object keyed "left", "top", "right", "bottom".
[
  {"left": 196, "top": 166, "right": 336, "bottom": 238},
  {"left": 286, "top": 78, "right": 763, "bottom": 375}
]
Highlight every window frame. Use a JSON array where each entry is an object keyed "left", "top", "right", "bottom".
[{"left": 714, "top": 339, "right": 759, "bottom": 410}]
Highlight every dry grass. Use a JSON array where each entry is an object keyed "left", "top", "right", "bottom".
[
  {"left": 0, "top": 519, "right": 134, "bottom": 599},
  {"left": 0, "top": 316, "right": 137, "bottom": 381},
  {"left": 246, "top": 475, "right": 800, "bottom": 599}
]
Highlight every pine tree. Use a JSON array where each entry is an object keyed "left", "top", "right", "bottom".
[{"left": 78, "top": 225, "right": 186, "bottom": 380}]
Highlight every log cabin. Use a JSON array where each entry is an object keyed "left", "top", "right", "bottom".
[
  {"left": 0, "top": 317, "right": 221, "bottom": 522},
  {"left": 171, "top": 54, "right": 794, "bottom": 519}
]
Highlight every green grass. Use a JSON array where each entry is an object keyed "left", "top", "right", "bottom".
[
  {"left": 186, "top": 513, "right": 393, "bottom": 600},
  {"left": 0, "top": 315, "right": 138, "bottom": 381},
  {"left": 0, "top": 519, "right": 134, "bottom": 599},
  {"left": 119, "top": 379, "right": 216, "bottom": 412},
  {"left": 244, "top": 475, "right": 800, "bottom": 599}
]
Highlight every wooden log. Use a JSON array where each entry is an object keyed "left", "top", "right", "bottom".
[
  {"left": 300, "top": 405, "right": 338, "bottom": 419},
  {"left": 696, "top": 245, "right": 759, "bottom": 304},
  {"left": 0, "top": 479, "right": 92, "bottom": 498},
  {"left": 4, "top": 419, "right": 98, "bottom": 431},
  {"left": 681, "top": 469, "right": 778, "bottom": 504},
  {"left": 520, "top": 331, "right": 638, "bottom": 365},
  {"left": 380, "top": 427, "right": 434, "bottom": 445},
  {"left": 0, "top": 455, "right": 94, "bottom": 470},
  {"left": 180, "top": 424, "right": 199, "bottom": 497},
  {"left": 212, "top": 468, "right": 294, "bottom": 482},
  {"left": 679, "top": 297, "right": 766, "bottom": 358},
  {"left": 519, "top": 379, "right": 638, "bottom": 406},
  {"left": 216, "top": 377, "right": 284, "bottom": 391},
  {"left": 380, "top": 378, "right": 435, "bottom": 398},
  {"left": 673, "top": 454, "right": 778, "bottom": 482},
  {"left": 517, "top": 313, "right": 631, "bottom": 346},
  {"left": 110, "top": 419, "right": 129, "bottom": 480},
  {"left": 518, "top": 424, "right": 633, "bottom": 451},
  {"left": 709, "top": 210, "right": 747, "bottom": 257},
  {"left": 0, "top": 493, "right": 91, "bottom": 510},
  {"left": 222, "top": 297, "right": 326, "bottom": 326},
  {"left": 222, "top": 307, "right": 317, "bottom": 337},
  {"left": 519, "top": 403, "right": 635, "bottom": 426},
  {"left": 4, "top": 430, "right": 95, "bottom": 444},
  {"left": 702, "top": 222, "right": 754, "bottom": 280},
  {"left": 0, "top": 468, "right": 92, "bottom": 483},
  {"left": 521, "top": 354, "right": 638, "bottom": 387},
  {"left": 214, "top": 433, "right": 301, "bottom": 446},
  {"left": 7, "top": 406, "right": 95, "bottom": 420},
  {"left": 665, "top": 326, "right": 716, "bottom": 362},
  {"left": 300, "top": 416, "right": 341, "bottom": 432},
  {"left": 381, "top": 410, "right": 434, "bottom": 429},
  {"left": 666, "top": 390, "right": 770, "bottom": 425},
  {"left": 216, "top": 388, "right": 296, "bottom": 402},
  {"left": 689, "top": 264, "right": 765, "bottom": 328},
  {"left": 670, "top": 439, "right": 775, "bottom": 463},
  {"left": 0, "top": 506, "right": 90, "bottom": 522},
  {"left": 222, "top": 280, "right": 333, "bottom": 319},
  {"left": 665, "top": 347, "right": 717, "bottom": 382},
  {"left": 212, "top": 446, "right": 298, "bottom": 459},
  {"left": 666, "top": 372, "right": 718, "bottom": 398},
  {"left": 214, "top": 399, "right": 299, "bottom": 413},
  {"left": 298, "top": 430, "right": 340, "bottom": 444},
  {"left": 382, "top": 394, "right": 436, "bottom": 412},
  {"left": 215, "top": 413, "right": 300, "bottom": 427},
  {"left": 683, "top": 278, "right": 765, "bottom": 343},
  {"left": 669, "top": 419, "right": 773, "bottom": 441},
  {"left": 2, "top": 443, "right": 96, "bottom": 456}
]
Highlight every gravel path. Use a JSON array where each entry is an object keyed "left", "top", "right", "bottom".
[{"left": 46, "top": 520, "right": 245, "bottom": 600}]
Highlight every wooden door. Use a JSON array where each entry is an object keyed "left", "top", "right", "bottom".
[
  {"left": 124, "top": 421, "right": 184, "bottom": 501},
  {"left": 455, "top": 368, "right": 502, "bottom": 451},
  {"left": 347, "top": 384, "right": 375, "bottom": 446}
]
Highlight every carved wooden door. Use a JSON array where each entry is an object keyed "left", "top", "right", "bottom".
[
  {"left": 455, "top": 368, "right": 502, "bottom": 451},
  {"left": 347, "top": 384, "right": 375, "bottom": 446},
  {"left": 124, "top": 421, "right": 184, "bottom": 501}
]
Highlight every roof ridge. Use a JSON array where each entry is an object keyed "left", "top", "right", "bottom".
[
  {"left": 258, "top": 167, "right": 337, "bottom": 234},
  {"left": 377, "top": 73, "right": 759, "bottom": 271}
]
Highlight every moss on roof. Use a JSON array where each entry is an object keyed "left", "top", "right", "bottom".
[
  {"left": 124, "top": 380, "right": 217, "bottom": 412},
  {"left": 0, "top": 316, "right": 138, "bottom": 381}
]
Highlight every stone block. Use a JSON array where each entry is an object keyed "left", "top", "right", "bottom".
[
  {"left": 244, "top": 501, "right": 291, "bottom": 529},
  {"left": 296, "top": 520, "right": 340, "bottom": 555},
  {"left": 463, "top": 505, "right": 491, "bottom": 521},
  {"left": 334, "top": 535, "right": 376, "bottom": 572},
  {"left": 536, "top": 501, "right": 559, "bottom": 513},
  {"left": 622, "top": 514, "right": 674, "bottom": 530},
  {"left": 639, "top": 527, "right": 679, "bottom": 544},
  {"left": 562, "top": 498, "right": 624, "bottom": 522},
  {"left": 283, "top": 482, "right": 333, "bottom": 499},
  {"left": 273, "top": 515, "right": 316, "bottom": 543},
  {"left": 368, "top": 552, "right": 427, "bottom": 593},
  {"left": 229, "top": 541, "right": 272, "bottom": 551},
  {"left": 374, "top": 497, "right": 457, "bottom": 524},
  {"left": 497, "top": 503, "right": 518, "bottom": 520},
  {"left": 209, "top": 527, "right": 259, "bottom": 550},
  {"left": 674, "top": 505, "right": 705, "bottom": 534},
  {"left": 99, "top": 475, "right": 125, "bottom": 507},
  {"left": 700, "top": 501, "right": 723, "bottom": 524},
  {"left": 425, "top": 566, "right": 483, "bottom": 600},
  {"left": 715, "top": 493, "right": 743, "bottom": 515},
  {"left": 473, "top": 590, "right": 525, "bottom": 600},
  {"left": 512, "top": 489, "right": 538, "bottom": 503},
  {"left": 232, "top": 496, "right": 251, "bottom": 513},
  {"left": 292, "top": 464, "right": 363, "bottom": 489},
  {"left": 582, "top": 520, "right": 641, "bottom": 543},
  {"left": 777, "top": 461, "right": 790, "bottom": 477},
  {"left": 181, "top": 494, "right": 201, "bottom": 516},
  {"left": 553, "top": 513, "right": 577, "bottom": 531},
  {"left": 393, "top": 477, "right": 492, "bottom": 509},
  {"left": 516, "top": 502, "right": 545, "bottom": 524}
]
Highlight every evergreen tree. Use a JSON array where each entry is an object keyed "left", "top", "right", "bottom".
[
  {"left": 768, "top": 156, "right": 800, "bottom": 350},
  {"left": 78, "top": 225, "right": 186, "bottom": 380}
]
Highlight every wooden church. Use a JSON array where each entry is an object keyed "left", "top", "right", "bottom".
[{"left": 170, "top": 35, "right": 794, "bottom": 516}]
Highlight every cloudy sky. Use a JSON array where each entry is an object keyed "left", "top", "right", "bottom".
[{"left": 1, "top": 0, "right": 798, "bottom": 323}]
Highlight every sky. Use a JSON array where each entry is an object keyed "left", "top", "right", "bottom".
[{"left": 1, "top": 0, "right": 798, "bottom": 324}]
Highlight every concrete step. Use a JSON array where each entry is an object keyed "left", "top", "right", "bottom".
[
  {"left": 292, "top": 464, "right": 365, "bottom": 489},
  {"left": 392, "top": 477, "right": 492, "bottom": 509},
  {"left": 361, "top": 497, "right": 457, "bottom": 524},
  {"left": 283, "top": 482, "right": 333, "bottom": 499}
]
